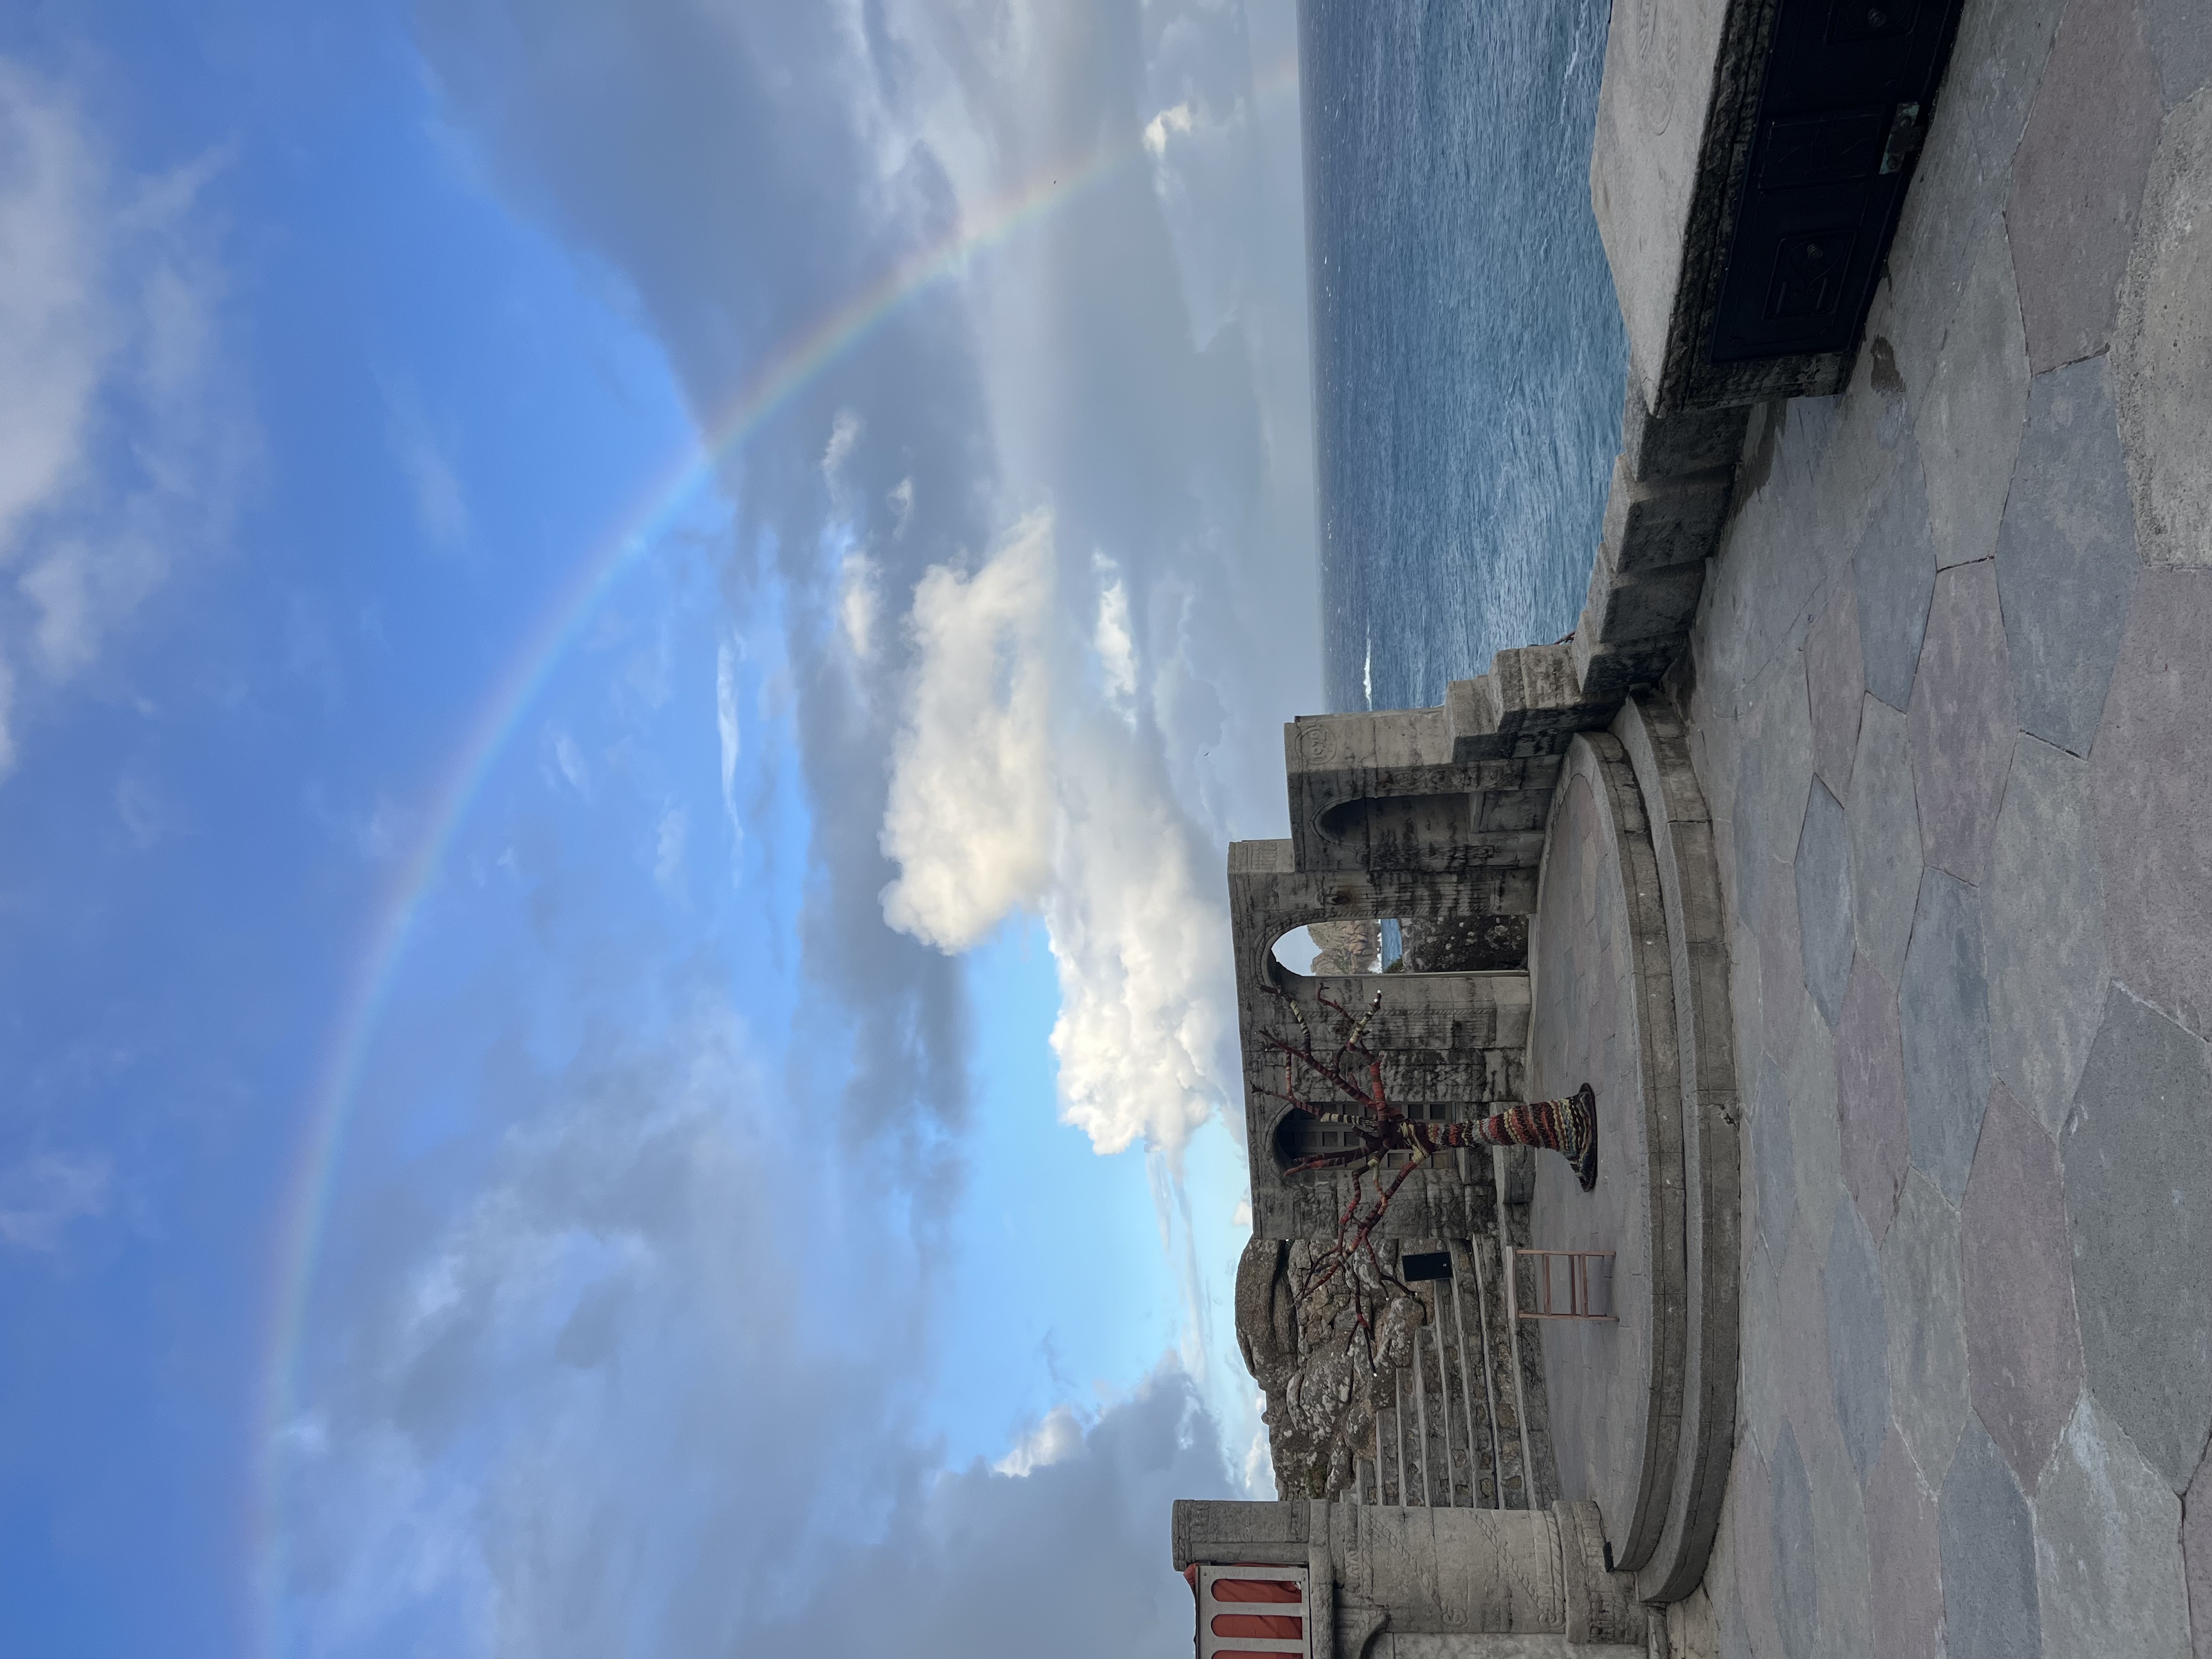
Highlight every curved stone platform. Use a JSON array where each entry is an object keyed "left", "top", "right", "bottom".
[{"left": 1525, "top": 693, "right": 1739, "bottom": 1605}]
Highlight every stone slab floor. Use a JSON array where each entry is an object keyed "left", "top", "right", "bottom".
[{"left": 1674, "top": 0, "right": 2212, "bottom": 1652}]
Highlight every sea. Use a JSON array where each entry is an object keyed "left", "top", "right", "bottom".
[{"left": 1300, "top": 0, "right": 1630, "bottom": 715}]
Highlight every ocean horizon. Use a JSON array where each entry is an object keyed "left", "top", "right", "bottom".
[{"left": 1300, "top": 0, "right": 1629, "bottom": 715}]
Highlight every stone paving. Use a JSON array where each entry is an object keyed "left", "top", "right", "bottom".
[{"left": 1674, "top": 1, "right": 2212, "bottom": 1653}]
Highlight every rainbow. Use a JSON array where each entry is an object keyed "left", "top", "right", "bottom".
[{"left": 251, "top": 56, "right": 1298, "bottom": 1654}]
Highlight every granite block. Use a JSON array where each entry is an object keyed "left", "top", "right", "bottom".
[
  {"left": 2034, "top": 1392, "right": 2194, "bottom": 1659},
  {"left": 1803, "top": 580, "right": 1863, "bottom": 800},
  {"left": 1601, "top": 455, "right": 1735, "bottom": 575},
  {"left": 1770, "top": 1425, "right": 1818, "bottom": 1659},
  {"left": 1795, "top": 780, "right": 1854, "bottom": 1032},
  {"left": 1960, "top": 1085, "right": 2086, "bottom": 1492},
  {"left": 2006, "top": 0, "right": 2164, "bottom": 371},
  {"left": 1853, "top": 443, "right": 1940, "bottom": 712},
  {"left": 2094, "top": 569, "right": 2212, "bottom": 1037},
  {"left": 1939, "top": 1420, "right": 2042, "bottom": 1659},
  {"left": 1899, "top": 870, "right": 1994, "bottom": 1205},
  {"left": 2114, "top": 93, "right": 2212, "bottom": 572},
  {"left": 1621, "top": 386, "right": 1751, "bottom": 482},
  {"left": 2063, "top": 984, "right": 2212, "bottom": 1492},
  {"left": 1917, "top": 212, "right": 2030, "bottom": 571},
  {"left": 1844, "top": 697, "right": 1922, "bottom": 987},
  {"left": 1883, "top": 1169, "right": 1973, "bottom": 1492},
  {"left": 1985, "top": 735, "right": 2111, "bottom": 1136},
  {"left": 1996, "top": 355, "right": 2141, "bottom": 754},
  {"left": 1826, "top": 1194, "right": 1890, "bottom": 1491},
  {"left": 1909, "top": 559, "right": 2017, "bottom": 885},
  {"left": 1835, "top": 953, "right": 1910, "bottom": 1245},
  {"left": 1865, "top": 1428, "right": 1944, "bottom": 1659},
  {"left": 2141, "top": 0, "right": 2212, "bottom": 111}
]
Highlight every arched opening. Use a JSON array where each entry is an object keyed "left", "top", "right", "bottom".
[
  {"left": 1269, "top": 915, "right": 1527, "bottom": 975},
  {"left": 1315, "top": 793, "right": 1470, "bottom": 863},
  {"left": 1271, "top": 919, "right": 1406, "bottom": 975}
]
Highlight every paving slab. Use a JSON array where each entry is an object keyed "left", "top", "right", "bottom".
[
  {"left": 1850, "top": 446, "right": 1939, "bottom": 714},
  {"left": 1996, "top": 355, "right": 2141, "bottom": 754},
  {"left": 2062, "top": 984, "right": 2212, "bottom": 1492},
  {"left": 1824, "top": 1194, "right": 1888, "bottom": 1491},
  {"left": 1908, "top": 559, "right": 2017, "bottom": 885},
  {"left": 1833, "top": 953, "right": 1908, "bottom": 1245},
  {"left": 1959, "top": 1085, "right": 2085, "bottom": 1492},
  {"left": 2094, "top": 568, "right": 2212, "bottom": 1037},
  {"left": 1780, "top": 1001, "right": 1843, "bottom": 1282},
  {"left": 1881, "top": 1170, "right": 1972, "bottom": 1493},
  {"left": 1864, "top": 1428, "right": 1944, "bottom": 1659},
  {"left": 1984, "top": 735, "right": 2110, "bottom": 1135},
  {"left": 2114, "top": 92, "right": 2212, "bottom": 571},
  {"left": 1915, "top": 211, "right": 2030, "bottom": 571},
  {"left": 1841, "top": 697, "right": 1921, "bottom": 988},
  {"left": 2185, "top": 1442, "right": 2212, "bottom": 1659},
  {"left": 1769, "top": 1425, "right": 1817, "bottom": 1659},
  {"left": 2141, "top": 0, "right": 2212, "bottom": 111},
  {"left": 1802, "top": 583, "right": 1862, "bottom": 800},
  {"left": 1938, "top": 1420, "right": 2042, "bottom": 1659},
  {"left": 1750, "top": 1048, "right": 1797, "bottom": 1263},
  {"left": 2006, "top": 0, "right": 2164, "bottom": 371},
  {"left": 1793, "top": 781, "right": 1852, "bottom": 1032},
  {"left": 2034, "top": 1391, "right": 2194, "bottom": 1659},
  {"left": 1898, "top": 870, "right": 1993, "bottom": 1205}
]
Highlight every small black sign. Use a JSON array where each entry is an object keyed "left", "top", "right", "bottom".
[{"left": 1400, "top": 1251, "right": 1453, "bottom": 1283}]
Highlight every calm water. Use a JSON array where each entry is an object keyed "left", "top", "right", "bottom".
[{"left": 1301, "top": 0, "right": 1628, "bottom": 714}]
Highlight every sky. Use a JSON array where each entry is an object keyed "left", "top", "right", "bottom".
[{"left": 0, "top": 3, "right": 1324, "bottom": 1654}]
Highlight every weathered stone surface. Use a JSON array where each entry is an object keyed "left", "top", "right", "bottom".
[
  {"left": 1961, "top": 1085, "right": 2085, "bottom": 1491},
  {"left": 2035, "top": 1392, "right": 2194, "bottom": 1659},
  {"left": 2063, "top": 984, "right": 2212, "bottom": 1492},
  {"left": 1740, "top": 1220, "right": 1786, "bottom": 1465},
  {"left": 1853, "top": 444, "right": 1939, "bottom": 712},
  {"left": 1909, "top": 560, "right": 2017, "bottom": 885},
  {"left": 1985, "top": 736, "right": 2111, "bottom": 1136},
  {"left": 1730, "top": 1438, "right": 1784, "bottom": 1659},
  {"left": 1803, "top": 582, "right": 1863, "bottom": 801},
  {"left": 1939, "top": 1421, "right": 2042, "bottom": 1659},
  {"left": 1865, "top": 1427, "right": 1944, "bottom": 1659},
  {"left": 1836, "top": 953, "right": 1910, "bottom": 1244},
  {"left": 1883, "top": 1170, "right": 1972, "bottom": 1492},
  {"left": 1996, "top": 356, "right": 2141, "bottom": 754},
  {"left": 2185, "top": 1442, "right": 2212, "bottom": 1659},
  {"left": 2095, "top": 569, "right": 2212, "bottom": 1037},
  {"left": 1899, "top": 871, "right": 1993, "bottom": 1205},
  {"left": 1844, "top": 698, "right": 1922, "bottom": 988},
  {"left": 1793, "top": 781, "right": 1853, "bottom": 1034},
  {"left": 2141, "top": 0, "right": 2212, "bottom": 111},
  {"left": 2115, "top": 92, "right": 2212, "bottom": 571},
  {"left": 1770, "top": 1425, "right": 1818, "bottom": 1659},
  {"left": 1751, "top": 1049, "right": 1797, "bottom": 1262},
  {"left": 1825, "top": 1194, "right": 1889, "bottom": 1489},
  {"left": 2006, "top": 0, "right": 2164, "bottom": 371},
  {"left": 1917, "top": 211, "right": 2030, "bottom": 570}
]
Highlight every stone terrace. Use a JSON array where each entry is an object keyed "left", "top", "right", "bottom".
[{"left": 1667, "top": 1, "right": 2212, "bottom": 1654}]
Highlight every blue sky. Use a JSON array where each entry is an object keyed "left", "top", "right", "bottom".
[{"left": 0, "top": 2, "right": 1319, "bottom": 1654}]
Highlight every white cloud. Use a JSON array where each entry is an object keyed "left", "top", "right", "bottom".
[
  {"left": 1142, "top": 100, "right": 1195, "bottom": 161},
  {"left": 714, "top": 638, "right": 744, "bottom": 873},
  {"left": 0, "top": 1151, "right": 111, "bottom": 1249},
  {"left": 880, "top": 510, "right": 1232, "bottom": 1154},
  {"left": 821, "top": 407, "right": 862, "bottom": 478},
  {"left": 1092, "top": 554, "right": 1137, "bottom": 717},
  {"left": 546, "top": 725, "right": 590, "bottom": 798},
  {"left": 653, "top": 804, "right": 687, "bottom": 891},
  {"left": 879, "top": 509, "right": 1057, "bottom": 949},
  {"left": 0, "top": 59, "right": 249, "bottom": 775},
  {"left": 838, "top": 551, "right": 879, "bottom": 661},
  {"left": 385, "top": 381, "right": 470, "bottom": 549},
  {"left": 991, "top": 1402, "right": 1085, "bottom": 1476}
]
